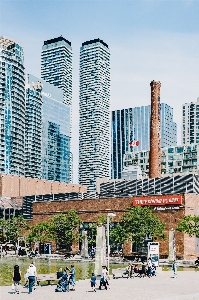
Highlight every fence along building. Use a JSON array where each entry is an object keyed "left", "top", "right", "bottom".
[
  {"left": 79, "top": 39, "right": 110, "bottom": 192},
  {"left": 111, "top": 103, "right": 177, "bottom": 179},
  {"left": 99, "top": 174, "right": 199, "bottom": 198},
  {"left": 0, "top": 36, "right": 25, "bottom": 176}
]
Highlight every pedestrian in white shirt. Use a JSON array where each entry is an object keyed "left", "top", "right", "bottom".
[{"left": 27, "top": 262, "right": 37, "bottom": 294}]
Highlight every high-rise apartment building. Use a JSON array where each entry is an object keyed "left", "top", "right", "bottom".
[
  {"left": 25, "top": 79, "right": 42, "bottom": 179},
  {"left": 41, "top": 36, "right": 73, "bottom": 181},
  {"left": 182, "top": 99, "right": 199, "bottom": 145},
  {"left": 79, "top": 39, "right": 110, "bottom": 192},
  {"left": 0, "top": 36, "right": 25, "bottom": 176},
  {"left": 124, "top": 144, "right": 199, "bottom": 176},
  {"left": 111, "top": 103, "right": 177, "bottom": 179},
  {"left": 41, "top": 36, "right": 72, "bottom": 106},
  {"left": 25, "top": 75, "right": 71, "bottom": 182}
]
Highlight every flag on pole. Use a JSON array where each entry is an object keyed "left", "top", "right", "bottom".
[{"left": 129, "top": 141, "right": 139, "bottom": 146}]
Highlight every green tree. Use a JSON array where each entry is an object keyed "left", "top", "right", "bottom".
[
  {"left": 1, "top": 216, "right": 29, "bottom": 252},
  {"left": 176, "top": 215, "right": 199, "bottom": 236},
  {"left": 50, "top": 210, "right": 82, "bottom": 250},
  {"left": 26, "top": 221, "right": 53, "bottom": 244},
  {"left": 0, "top": 218, "right": 7, "bottom": 243},
  {"left": 110, "top": 206, "right": 165, "bottom": 245}
]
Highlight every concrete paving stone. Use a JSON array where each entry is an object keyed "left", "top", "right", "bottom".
[{"left": 0, "top": 271, "right": 199, "bottom": 300}]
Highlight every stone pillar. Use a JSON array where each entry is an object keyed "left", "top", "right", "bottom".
[
  {"left": 94, "top": 225, "right": 107, "bottom": 275},
  {"left": 149, "top": 80, "right": 161, "bottom": 178},
  {"left": 81, "top": 230, "right": 88, "bottom": 258},
  {"left": 168, "top": 229, "right": 176, "bottom": 261}
]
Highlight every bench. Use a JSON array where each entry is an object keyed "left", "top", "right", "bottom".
[
  {"left": 112, "top": 268, "right": 131, "bottom": 279},
  {"left": 37, "top": 274, "right": 58, "bottom": 285}
]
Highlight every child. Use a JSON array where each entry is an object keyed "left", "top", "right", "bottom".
[
  {"left": 90, "top": 272, "right": 96, "bottom": 292},
  {"left": 151, "top": 263, "right": 156, "bottom": 276},
  {"left": 172, "top": 260, "right": 178, "bottom": 278}
]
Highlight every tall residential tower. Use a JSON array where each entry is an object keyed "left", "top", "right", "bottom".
[
  {"left": 41, "top": 36, "right": 72, "bottom": 106},
  {"left": 0, "top": 36, "right": 25, "bottom": 176},
  {"left": 182, "top": 98, "right": 199, "bottom": 145},
  {"left": 41, "top": 36, "right": 73, "bottom": 181},
  {"left": 79, "top": 39, "right": 110, "bottom": 192}
]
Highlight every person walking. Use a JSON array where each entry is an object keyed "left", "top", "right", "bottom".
[
  {"left": 147, "top": 257, "right": 152, "bottom": 277},
  {"left": 99, "top": 266, "right": 107, "bottom": 290},
  {"left": 105, "top": 267, "right": 111, "bottom": 289},
  {"left": 27, "top": 262, "right": 37, "bottom": 294},
  {"left": 172, "top": 260, "right": 178, "bottom": 278},
  {"left": 90, "top": 272, "right": 96, "bottom": 292},
  {"left": 13, "top": 265, "right": 21, "bottom": 294},
  {"left": 69, "top": 264, "right": 76, "bottom": 291}
]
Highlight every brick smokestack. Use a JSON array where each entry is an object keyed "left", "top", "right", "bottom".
[{"left": 149, "top": 80, "right": 161, "bottom": 178}]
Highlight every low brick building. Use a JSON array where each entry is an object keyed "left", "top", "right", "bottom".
[{"left": 32, "top": 193, "right": 199, "bottom": 260}]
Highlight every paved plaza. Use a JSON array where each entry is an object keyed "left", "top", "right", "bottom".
[{"left": 1, "top": 271, "right": 199, "bottom": 300}]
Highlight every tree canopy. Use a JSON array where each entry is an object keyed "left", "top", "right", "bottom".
[
  {"left": 110, "top": 206, "right": 165, "bottom": 245},
  {"left": 26, "top": 221, "right": 53, "bottom": 244},
  {"left": 50, "top": 210, "right": 82, "bottom": 248},
  {"left": 26, "top": 210, "right": 82, "bottom": 249},
  {"left": 176, "top": 215, "right": 199, "bottom": 236},
  {"left": 0, "top": 216, "right": 29, "bottom": 245}
]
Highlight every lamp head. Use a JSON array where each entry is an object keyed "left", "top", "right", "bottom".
[{"left": 107, "top": 213, "right": 116, "bottom": 217}]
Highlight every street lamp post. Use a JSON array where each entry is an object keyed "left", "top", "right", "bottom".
[{"left": 107, "top": 213, "right": 116, "bottom": 273}]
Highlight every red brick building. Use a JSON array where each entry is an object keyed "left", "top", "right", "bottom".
[{"left": 32, "top": 193, "right": 199, "bottom": 260}]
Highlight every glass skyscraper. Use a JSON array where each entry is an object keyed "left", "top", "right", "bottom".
[
  {"left": 79, "top": 39, "right": 110, "bottom": 192},
  {"left": 0, "top": 36, "right": 25, "bottom": 176},
  {"left": 25, "top": 75, "right": 71, "bottom": 182},
  {"left": 111, "top": 103, "right": 177, "bottom": 179},
  {"left": 41, "top": 36, "right": 73, "bottom": 181}
]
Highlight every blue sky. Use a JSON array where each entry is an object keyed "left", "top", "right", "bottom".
[{"left": 1, "top": 0, "right": 199, "bottom": 183}]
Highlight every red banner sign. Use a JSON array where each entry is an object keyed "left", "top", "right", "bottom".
[{"left": 133, "top": 195, "right": 182, "bottom": 206}]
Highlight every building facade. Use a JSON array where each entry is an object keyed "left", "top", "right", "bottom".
[
  {"left": 123, "top": 143, "right": 199, "bottom": 176},
  {"left": 79, "top": 39, "right": 110, "bottom": 192},
  {"left": 25, "top": 75, "right": 71, "bottom": 182},
  {"left": 25, "top": 79, "right": 43, "bottom": 179},
  {"left": 182, "top": 99, "right": 199, "bottom": 145},
  {"left": 32, "top": 192, "right": 199, "bottom": 260},
  {"left": 41, "top": 37, "right": 73, "bottom": 181},
  {"left": 41, "top": 36, "right": 72, "bottom": 106},
  {"left": 0, "top": 36, "right": 25, "bottom": 176},
  {"left": 111, "top": 103, "right": 177, "bottom": 179},
  {"left": 42, "top": 91, "right": 70, "bottom": 182}
]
